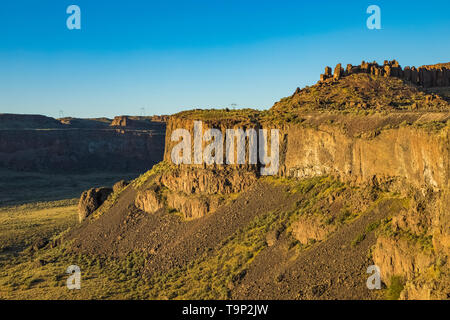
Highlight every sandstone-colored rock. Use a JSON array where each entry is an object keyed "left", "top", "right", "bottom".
[
  {"left": 400, "top": 265, "right": 450, "bottom": 300},
  {"left": 432, "top": 189, "right": 450, "bottom": 257},
  {"left": 333, "top": 63, "right": 344, "bottom": 80},
  {"left": 166, "top": 192, "right": 220, "bottom": 219},
  {"left": 291, "top": 215, "right": 337, "bottom": 245},
  {"left": 159, "top": 166, "right": 257, "bottom": 195},
  {"left": 384, "top": 65, "right": 391, "bottom": 77},
  {"left": 391, "top": 189, "right": 437, "bottom": 235},
  {"left": 78, "top": 187, "right": 113, "bottom": 222},
  {"left": 135, "top": 187, "right": 164, "bottom": 213},
  {"left": 266, "top": 224, "right": 286, "bottom": 247},
  {"left": 372, "top": 236, "right": 435, "bottom": 285},
  {"left": 283, "top": 125, "right": 447, "bottom": 191},
  {"left": 316, "top": 59, "right": 450, "bottom": 88},
  {"left": 113, "top": 180, "right": 129, "bottom": 193},
  {"left": 110, "top": 116, "right": 163, "bottom": 129}
]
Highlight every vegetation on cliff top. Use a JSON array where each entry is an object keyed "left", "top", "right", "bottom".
[
  {"left": 168, "top": 72, "right": 449, "bottom": 129},
  {"left": 271, "top": 73, "right": 449, "bottom": 113}
]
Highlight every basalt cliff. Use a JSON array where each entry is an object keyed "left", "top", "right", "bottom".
[{"left": 67, "top": 60, "right": 449, "bottom": 300}]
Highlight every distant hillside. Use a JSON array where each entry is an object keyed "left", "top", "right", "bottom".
[
  {"left": 0, "top": 114, "right": 63, "bottom": 130},
  {"left": 59, "top": 117, "right": 112, "bottom": 128},
  {"left": 0, "top": 114, "right": 167, "bottom": 173}
]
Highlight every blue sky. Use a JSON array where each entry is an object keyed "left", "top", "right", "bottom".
[{"left": 0, "top": 0, "right": 449, "bottom": 118}]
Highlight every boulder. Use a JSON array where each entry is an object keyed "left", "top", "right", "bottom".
[
  {"left": 166, "top": 193, "right": 211, "bottom": 219},
  {"left": 135, "top": 187, "right": 164, "bottom": 213},
  {"left": 292, "top": 215, "right": 336, "bottom": 245},
  {"left": 113, "top": 180, "right": 129, "bottom": 193},
  {"left": 78, "top": 187, "right": 113, "bottom": 222}
]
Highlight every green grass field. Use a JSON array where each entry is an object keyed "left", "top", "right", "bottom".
[{"left": 0, "top": 199, "right": 78, "bottom": 255}]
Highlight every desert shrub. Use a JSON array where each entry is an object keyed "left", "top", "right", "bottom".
[
  {"left": 351, "top": 233, "right": 366, "bottom": 247},
  {"left": 385, "top": 276, "right": 405, "bottom": 300},
  {"left": 365, "top": 220, "right": 381, "bottom": 233}
]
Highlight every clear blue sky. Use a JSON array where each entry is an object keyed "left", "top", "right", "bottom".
[{"left": 0, "top": 0, "right": 449, "bottom": 118}]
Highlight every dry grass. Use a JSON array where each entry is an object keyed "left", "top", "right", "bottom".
[
  {"left": 0, "top": 199, "right": 78, "bottom": 254},
  {"left": 0, "top": 169, "right": 141, "bottom": 207}
]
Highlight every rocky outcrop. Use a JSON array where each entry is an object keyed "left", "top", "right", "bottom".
[
  {"left": 166, "top": 192, "right": 222, "bottom": 220},
  {"left": 333, "top": 63, "right": 344, "bottom": 80},
  {"left": 400, "top": 267, "right": 450, "bottom": 300},
  {"left": 319, "top": 60, "right": 450, "bottom": 88},
  {"left": 110, "top": 116, "right": 166, "bottom": 130},
  {"left": 158, "top": 166, "right": 258, "bottom": 195},
  {"left": 282, "top": 125, "right": 448, "bottom": 192},
  {"left": 373, "top": 236, "right": 435, "bottom": 285},
  {"left": 78, "top": 187, "right": 113, "bottom": 222},
  {"left": 160, "top": 108, "right": 449, "bottom": 299},
  {"left": 292, "top": 216, "right": 337, "bottom": 245},
  {"left": 164, "top": 111, "right": 448, "bottom": 194},
  {"left": 135, "top": 165, "right": 255, "bottom": 219},
  {"left": 113, "top": 180, "right": 129, "bottom": 193},
  {"left": 371, "top": 186, "right": 449, "bottom": 298},
  {"left": 135, "top": 187, "right": 164, "bottom": 214}
]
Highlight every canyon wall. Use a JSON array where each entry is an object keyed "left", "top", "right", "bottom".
[
  {"left": 0, "top": 114, "right": 166, "bottom": 172},
  {"left": 282, "top": 125, "right": 448, "bottom": 191},
  {"left": 162, "top": 114, "right": 449, "bottom": 260},
  {"left": 163, "top": 114, "right": 448, "bottom": 192}
]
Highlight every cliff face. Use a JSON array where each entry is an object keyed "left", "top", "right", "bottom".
[
  {"left": 69, "top": 60, "right": 449, "bottom": 300},
  {"left": 0, "top": 114, "right": 166, "bottom": 172},
  {"left": 163, "top": 113, "right": 448, "bottom": 192},
  {"left": 282, "top": 123, "right": 448, "bottom": 190},
  {"left": 159, "top": 107, "right": 449, "bottom": 299}
]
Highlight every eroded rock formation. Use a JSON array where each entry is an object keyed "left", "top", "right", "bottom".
[
  {"left": 78, "top": 187, "right": 113, "bottom": 222},
  {"left": 319, "top": 60, "right": 450, "bottom": 88}
]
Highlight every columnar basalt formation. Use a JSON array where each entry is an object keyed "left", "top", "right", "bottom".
[
  {"left": 319, "top": 60, "right": 450, "bottom": 88},
  {"left": 161, "top": 111, "right": 449, "bottom": 260}
]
